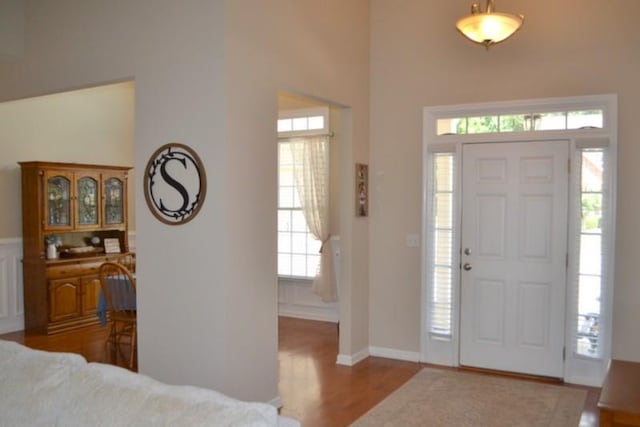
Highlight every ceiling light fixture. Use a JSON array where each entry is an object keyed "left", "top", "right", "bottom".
[{"left": 456, "top": 0, "right": 524, "bottom": 49}]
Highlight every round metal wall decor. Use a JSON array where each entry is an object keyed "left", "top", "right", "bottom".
[{"left": 144, "top": 143, "right": 207, "bottom": 225}]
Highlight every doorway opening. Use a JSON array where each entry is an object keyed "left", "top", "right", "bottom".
[
  {"left": 0, "top": 81, "right": 136, "bottom": 337},
  {"left": 276, "top": 92, "right": 341, "bottom": 324}
]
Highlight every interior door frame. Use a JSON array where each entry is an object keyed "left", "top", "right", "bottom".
[{"left": 420, "top": 94, "right": 618, "bottom": 387}]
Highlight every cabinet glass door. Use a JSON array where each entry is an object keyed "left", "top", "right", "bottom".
[
  {"left": 47, "top": 175, "right": 71, "bottom": 228},
  {"left": 104, "top": 177, "right": 124, "bottom": 225},
  {"left": 77, "top": 177, "right": 99, "bottom": 226}
]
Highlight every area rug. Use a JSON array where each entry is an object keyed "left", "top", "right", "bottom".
[{"left": 350, "top": 368, "right": 586, "bottom": 427}]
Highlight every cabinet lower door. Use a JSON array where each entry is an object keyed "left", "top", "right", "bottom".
[
  {"left": 81, "top": 276, "right": 102, "bottom": 315},
  {"left": 49, "top": 278, "right": 81, "bottom": 322}
]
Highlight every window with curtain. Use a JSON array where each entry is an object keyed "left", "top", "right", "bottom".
[
  {"left": 277, "top": 107, "right": 330, "bottom": 280},
  {"left": 278, "top": 140, "right": 323, "bottom": 278}
]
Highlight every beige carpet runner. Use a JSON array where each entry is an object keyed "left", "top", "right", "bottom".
[{"left": 351, "top": 368, "right": 586, "bottom": 427}]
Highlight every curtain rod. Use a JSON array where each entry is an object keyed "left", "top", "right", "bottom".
[{"left": 278, "top": 131, "right": 334, "bottom": 141}]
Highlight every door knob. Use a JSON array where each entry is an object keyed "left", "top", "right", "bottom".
[
  {"left": 464, "top": 248, "right": 471, "bottom": 255},
  {"left": 463, "top": 263, "right": 472, "bottom": 271}
]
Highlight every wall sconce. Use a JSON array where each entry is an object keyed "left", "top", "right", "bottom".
[{"left": 456, "top": 0, "right": 524, "bottom": 49}]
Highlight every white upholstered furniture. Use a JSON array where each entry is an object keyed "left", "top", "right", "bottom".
[{"left": 0, "top": 339, "right": 299, "bottom": 427}]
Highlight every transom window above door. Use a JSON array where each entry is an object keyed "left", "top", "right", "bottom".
[{"left": 436, "top": 109, "right": 604, "bottom": 135}]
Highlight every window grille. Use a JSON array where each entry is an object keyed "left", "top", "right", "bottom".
[
  {"left": 428, "top": 153, "right": 455, "bottom": 336},
  {"left": 574, "top": 148, "right": 606, "bottom": 358}
]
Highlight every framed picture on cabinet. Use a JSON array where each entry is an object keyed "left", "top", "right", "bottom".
[{"left": 104, "top": 238, "right": 121, "bottom": 254}]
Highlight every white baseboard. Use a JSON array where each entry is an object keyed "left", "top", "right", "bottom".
[
  {"left": 336, "top": 347, "right": 369, "bottom": 366},
  {"left": 278, "top": 306, "right": 338, "bottom": 323},
  {"left": 278, "top": 277, "right": 338, "bottom": 323},
  {"left": 564, "top": 374, "right": 602, "bottom": 388},
  {"left": 369, "top": 346, "right": 421, "bottom": 363}
]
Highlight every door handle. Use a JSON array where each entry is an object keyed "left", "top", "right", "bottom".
[{"left": 463, "top": 263, "right": 472, "bottom": 271}]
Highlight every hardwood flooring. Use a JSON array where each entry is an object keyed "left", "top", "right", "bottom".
[
  {"left": 1, "top": 317, "right": 601, "bottom": 426},
  {"left": 278, "top": 318, "right": 422, "bottom": 426},
  {"left": 278, "top": 317, "right": 601, "bottom": 427}
]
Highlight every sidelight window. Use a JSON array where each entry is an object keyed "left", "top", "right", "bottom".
[
  {"left": 427, "top": 152, "right": 456, "bottom": 337},
  {"left": 574, "top": 148, "right": 607, "bottom": 358}
]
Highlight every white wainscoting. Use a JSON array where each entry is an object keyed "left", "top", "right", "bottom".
[
  {"left": 278, "top": 278, "right": 339, "bottom": 323},
  {"left": 278, "top": 236, "right": 340, "bottom": 323},
  {"left": 0, "top": 238, "right": 24, "bottom": 334}
]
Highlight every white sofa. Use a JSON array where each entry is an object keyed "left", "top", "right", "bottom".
[{"left": 0, "top": 340, "right": 299, "bottom": 427}]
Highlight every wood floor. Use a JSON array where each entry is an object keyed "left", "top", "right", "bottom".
[
  {"left": 1, "top": 317, "right": 601, "bottom": 426},
  {"left": 278, "top": 317, "right": 422, "bottom": 426},
  {"left": 278, "top": 317, "right": 601, "bottom": 427}
]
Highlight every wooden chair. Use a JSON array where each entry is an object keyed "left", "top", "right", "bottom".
[
  {"left": 98, "top": 262, "right": 137, "bottom": 369},
  {"left": 114, "top": 252, "right": 136, "bottom": 274}
]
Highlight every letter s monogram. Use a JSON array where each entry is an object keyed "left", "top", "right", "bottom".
[
  {"left": 144, "top": 143, "right": 207, "bottom": 225},
  {"left": 159, "top": 157, "right": 189, "bottom": 213}
]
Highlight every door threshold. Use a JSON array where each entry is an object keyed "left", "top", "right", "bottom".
[{"left": 458, "top": 365, "right": 563, "bottom": 384}]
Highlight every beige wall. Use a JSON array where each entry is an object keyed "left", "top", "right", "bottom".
[
  {"left": 369, "top": 0, "right": 640, "bottom": 361},
  {"left": 224, "top": 0, "right": 370, "bottom": 364},
  {"left": 0, "top": 82, "right": 135, "bottom": 239},
  {"left": 0, "top": 0, "right": 23, "bottom": 59}
]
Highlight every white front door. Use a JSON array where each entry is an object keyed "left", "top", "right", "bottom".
[{"left": 459, "top": 141, "right": 569, "bottom": 378}]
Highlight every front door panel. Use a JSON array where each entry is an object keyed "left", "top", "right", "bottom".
[{"left": 460, "top": 141, "right": 569, "bottom": 378}]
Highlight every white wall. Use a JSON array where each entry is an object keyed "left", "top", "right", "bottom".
[
  {"left": 369, "top": 0, "right": 640, "bottom": 361},
  {"left": 0, "top": 0, "right": 370, "bottom": 403}
]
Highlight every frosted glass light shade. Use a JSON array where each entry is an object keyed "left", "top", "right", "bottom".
[{"left": 456, "top": 12, "right": 524, "bottom": 48}]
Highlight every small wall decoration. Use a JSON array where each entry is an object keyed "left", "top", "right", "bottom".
[
  {"left": 355, "top": 163, "right": 369, "bottom": 217},
  {"left": 144, "top": 143, "right": 207, "bottom": 225}
]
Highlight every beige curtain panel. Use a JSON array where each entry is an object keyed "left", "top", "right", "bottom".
[{"left": 288, "top": 135, "right": 337, "bottom": 302}]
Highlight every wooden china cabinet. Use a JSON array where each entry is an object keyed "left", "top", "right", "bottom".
[{"left": 19, "top": 161, "right": 134, "bottom": 334}]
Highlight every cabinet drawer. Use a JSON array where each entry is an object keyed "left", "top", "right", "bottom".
[{"left": 46, "top": 259, "right": 108, "bottom": 279}]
